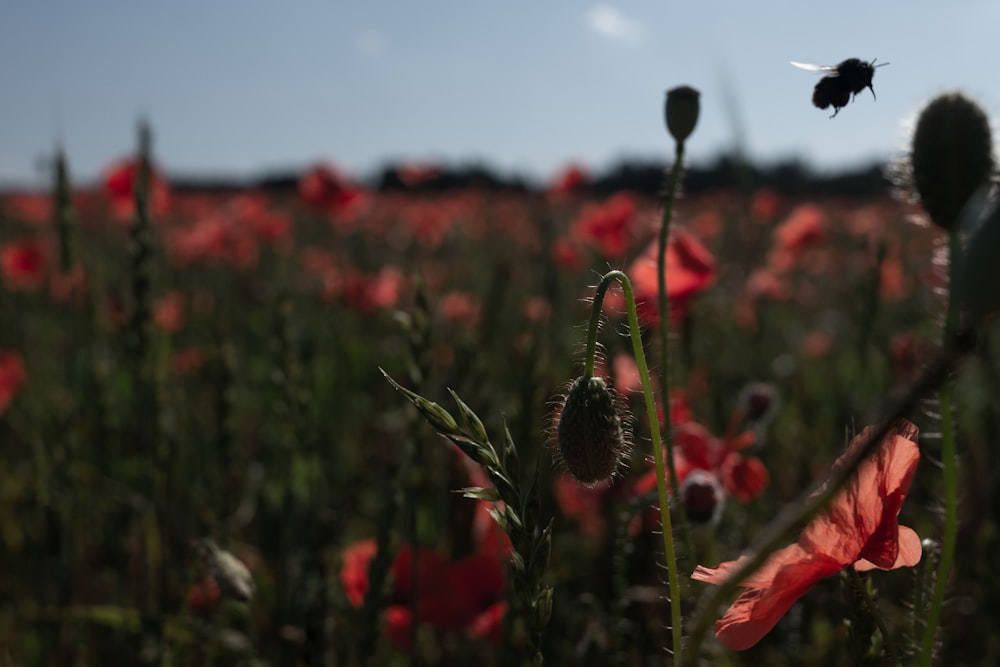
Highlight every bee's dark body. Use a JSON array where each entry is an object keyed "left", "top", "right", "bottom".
[{"left": 793, "top": 57, "right": 886, "bottom": 118}]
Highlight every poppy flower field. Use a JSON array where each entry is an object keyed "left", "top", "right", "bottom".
[{"left": 2, "top": 91, "right": 1000, "bottom": 666}]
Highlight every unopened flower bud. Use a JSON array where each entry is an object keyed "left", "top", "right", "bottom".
[
  {"left": 665, "top": 86, "right": 701, "bottom": 145},
  {"left": 738, "top": 382, "right": 779, "bottom": 425},
  {"left": 554, "top": 375, "right": 631, "bottom": 485},
  {"left": 680, "top": 469, "right": 725, "bottom": 525},
  {"left": 910, "top": 92, "right": 994, "bottom": 229}
]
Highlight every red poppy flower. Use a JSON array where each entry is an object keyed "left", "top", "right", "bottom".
[
  {"left": 0, "top": 350, "right": 27, "bottom": 415},
  {"left": 617, "top": 227, "right": 715, "bottom": 326},
  {"left": 1, "top": 193, "right": 52, "bottom": 226},
  {"left": 396, "top": 162, "right": 441, "bottom": 188},
  {"left": 339, "top": 539, "right": 507, "bottom": 651},
  {"left": 298, "top": 163, "right": 367, "bottom": 217},
  {"left": 153, "top": 290, "right": 186, "bottom": 333},
  {"left": 553, "top": 474, "right": 613, "bottom": 541},
  {"left": 1, "top": 239, "right": 49, "bottom": 291},
  {"left": 102, "top": 157, "right": 170, "bottom": 220},
  {"left": 766, "top": 204, "right": 827, "bottom": 272},
  {"left": 186, "top": 576, "right": 221, "bottom": 616},
  {"left": 571, "top": 192, "right": 637, "bottom": 259},
  {"left": 547, "top": 163, "right": 589, "bottom": 198},
  {"left": 339, "top": 539, "right": 377, "bottom": 607},
  {"left": 691, "top": 420, "right": 922, "bottom": 650},
  {"left": 637, "top": 421, "right": 768, "bottom": 503}
]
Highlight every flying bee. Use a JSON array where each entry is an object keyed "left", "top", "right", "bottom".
[{"left": 791, "top": 58, "right": 889, "bottom": 118}]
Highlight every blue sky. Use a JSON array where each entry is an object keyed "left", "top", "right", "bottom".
[{"left": 1, "top": 2, "right": 997, "bottom": 187}]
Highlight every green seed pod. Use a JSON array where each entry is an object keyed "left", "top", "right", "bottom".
[
  {"left": 910, "top": 92, "right": 994, "bottom": 229},
  {"left": 554, "top": 375, "right": 631, "bottom": 485},
  {"left": 665, "top": 85, "right": 701, "bottom": 145}
]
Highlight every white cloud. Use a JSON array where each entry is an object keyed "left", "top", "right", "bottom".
[
  {"left": 585, "top": 5, "right": 645, "bottom": 45},
  {"left": 353, "top": 30, "right": 388, "bottom": 58}
]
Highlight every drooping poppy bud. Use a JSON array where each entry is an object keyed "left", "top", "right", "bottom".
[{"left": 554, "top": 375, "right": 632, "bottom": 485}]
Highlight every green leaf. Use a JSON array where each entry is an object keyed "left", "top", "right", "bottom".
[
  {"left": 381, "top": 368, "right": 459, "bottom": 434},
  {"left": 457, "top": 486, "right": 502, "bottom": 502},
  {"left": 448, "top": 389, "right": 491, "bottom": 446}
]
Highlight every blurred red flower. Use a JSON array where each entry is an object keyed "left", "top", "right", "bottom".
[
  {"left": 750, "top": 188, "right": 781, "bottom": 223},
  {"left": 617, "top": 227, "right": 715, "bottom": 326},
  {"left": 633, "top": 419, "right": 768, "bottom": 506},
  {"left": 553, "top": 474, "right": 613, "bottom": 541},
  {"left": 1, "top": 193, "right": 52, "bottom": 226},
  {"left": 1, "top": 239, "right": 49, "bottom": 291},
  {"left": 102, "top": 157, "right": 170, "bottom": 220},
  {"left": 571, "top": 192, "right": 638, "bottom": 259},
  {"left": 691, "top": 420, "right": 922, "bottom": 650},
  {"left": 186, "top": 576, "right": 221, "bottom": 616},
  {"left": 342, "top": 267, "right": 404, "bottom": 313},
  {"left": 298, "top": 164, "right": 367, "bottom": 217},
  {"left": 547, "top": 162, "right": 589, "bottom": 199},
  {"left": 153, "top": 290, "right": 186, "bottom": 333},
  {"left": 0, "top": 350, "right": 27, "bottom": 415},
  {"left": 768, "top": 204, "right": 827, "bottom": 272},
  {"left": 339, "top": 539, "right": 507, "bottom": 651},
  {"left": 396, "top": 162, "right": 441, "bottom": 188}
]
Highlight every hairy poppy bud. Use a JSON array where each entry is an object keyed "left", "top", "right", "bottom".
[
  {"left": 665, "top": 86, "right": 701, "bottom": 145},
  {"left": 680, "top": 469, "right": 725, "bottom": 525},
  {"left": 554, "top": 375, "right": 631, "bottom": 485},
  {"left": 910, "top": 92, "right": 994, "bottom": 229}
]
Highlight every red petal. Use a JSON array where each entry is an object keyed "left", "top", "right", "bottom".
[{"left": 693, "top": 545, "right": 842, "bottom": 650}]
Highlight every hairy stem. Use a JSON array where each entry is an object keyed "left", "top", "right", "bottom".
[{"left": 590, "top": 270, "right": 683, "bottom": 666}]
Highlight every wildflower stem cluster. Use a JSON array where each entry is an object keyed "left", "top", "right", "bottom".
[{"left": 381, "top": 371, "right": 553, "bottom": 665}]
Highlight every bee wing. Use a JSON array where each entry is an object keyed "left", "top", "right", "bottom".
[{"left": 790, "top": 61, "right": 839, "bottom": 74}]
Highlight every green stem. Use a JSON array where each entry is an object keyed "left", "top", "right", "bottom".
[
  {"left": 918, "top": 228, "right": 963, "bottom": 666},
  {"left": 590, "top": 270, "right": 683, "bottom": 666},
  {"left": 657, "top": 140, "right": 695, "bottom": 561},
  {"left": 846, "top": 568, "right": 899, "bottom": 666}
]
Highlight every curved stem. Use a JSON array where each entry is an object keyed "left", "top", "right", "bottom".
[
  {"left": 919, "top": 227, "right": 963, "bottom": 666},
  {"left": 590, "top": 270, "right": 683, "bottom": 665},
  {"left": 657, "top": 140, "right": 695, "bottom": 561}
]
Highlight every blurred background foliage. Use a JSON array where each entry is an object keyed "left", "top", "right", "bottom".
[{"left": 1, "top": 143, "right": 998, "bottom": 665}]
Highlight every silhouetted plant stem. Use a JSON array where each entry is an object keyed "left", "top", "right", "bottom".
[
  {"left": 846, "top": 568, "right": 900, "bottom": 666},
  {"left": 127, "top": 120, "right": 165, "bottom": 616},
  {"left": 657, "top": 140, "right": 696, "bottom": 564},
  {"left": 918, "top": 227, "right": 963, "bottom": 666},
  {"left": 589, "top": 270, "right": 683, "bottom": 666}
]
